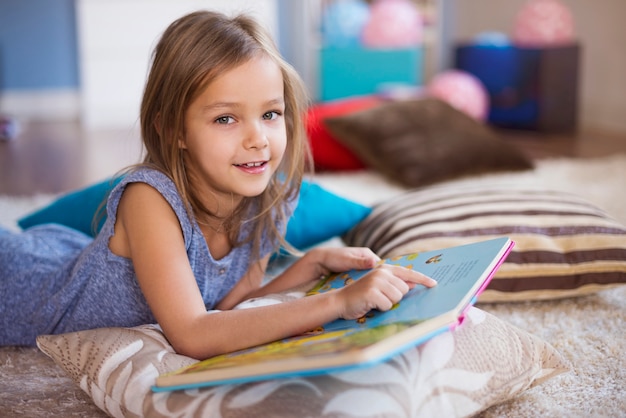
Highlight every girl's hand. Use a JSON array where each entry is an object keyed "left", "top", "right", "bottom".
[
  {"left": 305, "top": 246, "right": 383, "bottom": 279},
  {"left": 333, "top": 263, "right": 437, "bottom": 320},
  {"left": 261, "top": 247, "right": 383, "bottom": 295},
  {"left": 257, "top": 246, "right": 435, "bottom": 305}
]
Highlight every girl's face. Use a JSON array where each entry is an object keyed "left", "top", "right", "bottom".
[{"left": 181, "top": 55, "right": 287, "bottom": 212}]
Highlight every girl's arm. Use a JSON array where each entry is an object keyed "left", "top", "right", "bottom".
[
  {"left": 115, "top": 183, "right": 435, "bottom": 360},
  {"left": 246, "top": 245, "right": 428, "bottom": 297},
  {"left": 215, "top": 249, "right": 376, "bottom": 309},
  {"left": 217, "top": 245, "right": 419, "bottom": 309}
]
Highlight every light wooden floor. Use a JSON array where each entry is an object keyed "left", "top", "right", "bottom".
[
  {"left": 1, "top": 119, "right": 626, "bottom": 196},
  {"left": 0, "top": 121, "right": 143, "bottom": 195}
]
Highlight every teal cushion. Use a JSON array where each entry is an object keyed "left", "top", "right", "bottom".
[
  {"left": 18, "top": 178, "right": 122, "bottom": 237},
  {"left": 287, "top": 181, "right": 371, "bottom": 249},
  {"left": 17, "top": 178, "right": 371, "bottom": 250}
]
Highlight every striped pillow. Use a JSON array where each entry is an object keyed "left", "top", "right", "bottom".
[{"left": 343, "top": 183, "right": 626, "bottom": 302}]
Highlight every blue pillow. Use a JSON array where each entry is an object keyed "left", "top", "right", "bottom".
[
  {"left": 18, "top": 177, "right": 122, "bottom": 237},
  {"left": 17, "top": 178, "right": 371, "bottom": 250},
  {"left": 286, "top": 181, "right": 372, "bottom": 249}
]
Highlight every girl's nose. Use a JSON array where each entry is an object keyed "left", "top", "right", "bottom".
[{"left": 244, "top": 122, "right": 269, "bottom": 150}]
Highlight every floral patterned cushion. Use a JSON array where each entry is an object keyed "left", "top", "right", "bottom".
[{"left": 36, "top": 293, "right": 568, "bottom": 417}]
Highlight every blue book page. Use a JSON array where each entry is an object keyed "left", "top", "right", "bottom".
[{"left": 309, "top": 237, "right": 511, "bottom": 332}]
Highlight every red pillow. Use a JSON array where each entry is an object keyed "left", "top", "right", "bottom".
[{"left": 306, "top": 96, "right": 381, "bottom": 171}]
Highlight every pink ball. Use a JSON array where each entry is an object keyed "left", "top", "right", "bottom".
[
  {"left": 427, "top": 70, "right": 490, "bottom": 121},
  {"left": 513, "top": 0, "right": 575, "bottom": 47},
  {"left": 361, "top": 0, "right": 423, "bottom": 48}
]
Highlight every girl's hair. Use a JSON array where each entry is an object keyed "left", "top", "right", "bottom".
[{"left": 139, "top": 10, "right": 311, "bottom": 262}]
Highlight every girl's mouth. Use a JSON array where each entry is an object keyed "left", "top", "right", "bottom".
[
  {"left": 236, "top": 161, "right": 266, "bottom": 168},
  {"left": 234, "top": 161, "right": 268, "bottom": 174}
]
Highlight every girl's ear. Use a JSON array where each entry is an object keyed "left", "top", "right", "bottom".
[
  {"left": 153, "top": 113, "right": 162, "bottom": 135},
  {"left": 155, "top": 112, "right": 187, "bottom": 149}
]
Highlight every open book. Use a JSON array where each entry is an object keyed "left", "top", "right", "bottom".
[{"left": 153, "top": 236, "right": 514, "bottom": 392}]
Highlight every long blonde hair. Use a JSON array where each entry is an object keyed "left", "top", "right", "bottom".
[{"left": 139, "top": 10, "right": 310, "bottom": 261}]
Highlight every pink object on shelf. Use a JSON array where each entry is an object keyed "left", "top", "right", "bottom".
[
  {"left": 427, "top": 70, "right": 490, "bottom": 121},
  {"left": 512, "top": 0, "right": 576, "bottom": 47},
  {"left": 361, "top": 0, "right": 423, "bottom": 48}
]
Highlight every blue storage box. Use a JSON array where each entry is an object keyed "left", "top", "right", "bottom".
[
  {"left": 455, "top": 43, "right": 580, "bottom": 132},
  {"left": 319, "top": 46, "right": 423, "bottom": 101}
]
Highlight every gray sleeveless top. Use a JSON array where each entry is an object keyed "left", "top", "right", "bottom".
[{"left": 1, "top": 168, "right": 285, "bottom": 345}]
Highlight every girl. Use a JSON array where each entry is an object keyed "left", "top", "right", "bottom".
[{"left": 0, "top": 10, "right": 435, "bottom": 359}]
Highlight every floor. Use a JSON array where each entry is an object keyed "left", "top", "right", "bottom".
[
  {"left": 1, "top": 119, "right": 626, "bottom": 196},
  {"left": 0, "top": 120, "right": 143, "bottom": 196}
]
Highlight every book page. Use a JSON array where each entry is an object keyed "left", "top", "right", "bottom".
[{"left": 310, "top": 237, "right": 510, "bottom": 332}]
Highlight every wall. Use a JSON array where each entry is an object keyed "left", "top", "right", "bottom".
[
  {"left": 0, "top": 0, "right": 79, "bottom": 120},
  {"left": 2, "top": 0, "right": 623, "bottom": 134},
  {"left": 449, "top": 0, "right": 626, "bottom": 134},
  {"left": 0, "top": 0, "right": 277, "bottom": 128},
  {"left": 76, "top": 0, "right": 278, "bottom": 130}
]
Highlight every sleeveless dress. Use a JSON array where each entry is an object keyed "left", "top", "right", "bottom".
[{"left": 0, "top": 168, "right": 285, "bottom": 346}]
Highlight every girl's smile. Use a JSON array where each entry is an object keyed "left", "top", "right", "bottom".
[{"left": 234, "top": 160, "right": 269, "bottom": 174}]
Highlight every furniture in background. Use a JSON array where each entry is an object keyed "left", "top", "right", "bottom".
[
  {"left": 280, "top": 0, "right": 446, "bottom": 103},
  {"left": 455, "top": 43, "right": 580, "bottom": 132},
  {"left": 319, "top": 46, "right": 423, "bottom": 101},
  {"left": 316, "top": 0, "right": 430, "bottom": 101}
]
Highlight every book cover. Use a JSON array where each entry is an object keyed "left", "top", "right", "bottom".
[{"left": 153, "top": 236, "right": 514, "bottom": 392}]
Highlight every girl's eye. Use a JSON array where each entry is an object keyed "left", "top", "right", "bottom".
[
  {"left": 262, "top": 111, "right": 281, "bottom": 121},
  {"left": 215, "top": 116, "right": 234, "bottom": 124}
]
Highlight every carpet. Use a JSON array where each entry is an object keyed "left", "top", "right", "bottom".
[{"left": 1, "top": 155, "right": 625, "bottom": 417}]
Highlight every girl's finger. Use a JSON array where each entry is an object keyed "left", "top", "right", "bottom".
[{"left": 380, "top": 264, "right": 437, "bottom": 287}]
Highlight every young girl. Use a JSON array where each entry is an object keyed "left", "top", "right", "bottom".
[{"left": 0, "top": 10, "right": 435, "bottom": 359}]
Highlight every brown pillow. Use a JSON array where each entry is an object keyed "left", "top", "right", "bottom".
[{"left": 323, "top": 98, "right": 534, "bottom": 187}]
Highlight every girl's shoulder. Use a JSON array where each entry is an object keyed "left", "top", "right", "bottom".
[
  {"left": 114, "top": 167, "right": 178, "bottom": 200},
  {"left": 106, "top": 167, "right": 195, "bottom": 242},
  {"left": 121, "top": 166, "right": 173, "bottom": 187}
]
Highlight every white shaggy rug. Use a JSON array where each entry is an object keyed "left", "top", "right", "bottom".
[
  {"left": 1, "top": 154, "right": 625, "bottom": 417},
  {"left": 314, "top": 153, "right": 626, "bottom": 226}
]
